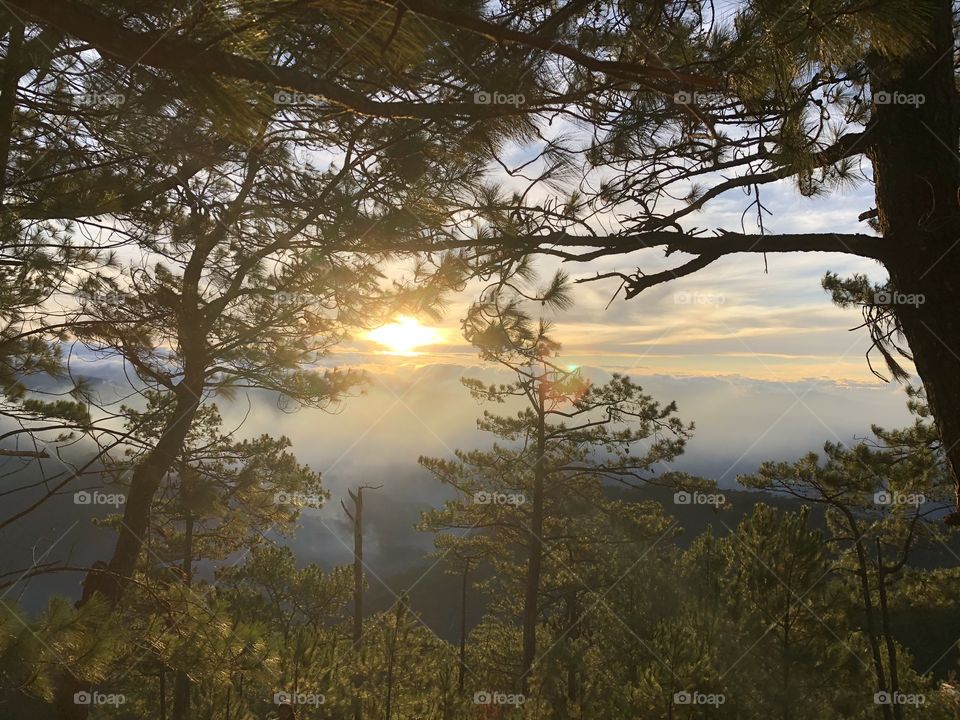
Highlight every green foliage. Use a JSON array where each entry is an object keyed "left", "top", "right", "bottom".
[{"left": 0, "top": 596, "right": 120, "bottom": 702}]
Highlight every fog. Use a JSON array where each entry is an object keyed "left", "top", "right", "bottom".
[{"left": 1, "top": 361, "right": 915, "bottom": 611}]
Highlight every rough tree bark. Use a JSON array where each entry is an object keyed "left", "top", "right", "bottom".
[
  {"left": 0, "top": 21, "right": 24, "bottom": 201},
  {"left": 869, "top": 0, "right": 960, "bottom": 519}
]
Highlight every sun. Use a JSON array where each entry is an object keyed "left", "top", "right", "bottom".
[{"left": 366, "top": 316, "right": 444, "bottom": 355}]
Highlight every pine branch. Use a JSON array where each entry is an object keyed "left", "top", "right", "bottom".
[
  {"left": 10, "top": 0, "right": 588, "bottom": 120},
  {"left": 14, "top": 140, "right": 230, "bottom": 220},
  {"left": 0, "top": 448, "right": 50, "bottom": 458},
  {"left": 543, "top": 230, "right": 886, "bottom": 259},
  {"left": 376, "top": 0, "right": 720, "bottom": 88}
]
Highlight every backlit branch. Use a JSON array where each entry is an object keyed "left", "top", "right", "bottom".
[{"left": 10, "top": 0, "right": 595, "bottom": 120}]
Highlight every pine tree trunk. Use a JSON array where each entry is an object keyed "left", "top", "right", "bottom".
[
  {"left": 347, "top": 488, "right": 364, "bottom": 720},
  {"left": 171, "top": 654, "right": 191, "bottom": 716},
  {"left": 564, "top": 587, "right": 579, "bottom": 710},
  {"left": 841, "top": 508, "right": 892, "bottom": 720},
  {"left": 384, "top": 613, "right": 397, "bottom": 720},
  {"left": 781, "top": 607, "right": 791, "bottom": 720},
  {"left": 459, "top": 565, "right": 469, "bottom": 693},
  {"left": 876, "top": 541, "right": 903, "bottom": 720},
  {"left": 172, "top": 496, "right": 194, "bottom": 720},
  {"left": 159, "top": 670, "right": 167, "bottom": 720},
  {"left": 520, "top": 386, "right": 546, "bottom": 692},
  {"left": 0, "top": 21, "right": 24, "bottom": 201},
  {"left": 54, "top": 381, "right": 203, "bottom": 719},
  {"left": 870, "top": 0, "right": 960, "bottom": 516},
  {"left": 352, "top": 489, "right": 364, "bottom": 650}
]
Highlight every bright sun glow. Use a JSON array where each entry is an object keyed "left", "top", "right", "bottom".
[{"left": 367, "top": 316, "right": 444, "bottom": 355}]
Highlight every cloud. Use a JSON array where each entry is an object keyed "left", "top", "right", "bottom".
[
  {"left": 218, "top": 362, "right": 913, "bottom": 574},
  {"left": 222, "top": 362, "right": 913, "bottom": 490}
]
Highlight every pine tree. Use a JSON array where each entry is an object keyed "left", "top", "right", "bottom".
[
  {"left": 421, "top": 281, "right": 690, "bottom": 710},
  {"left": 741, "top": 389, "right": 957, "bottom": 719}
]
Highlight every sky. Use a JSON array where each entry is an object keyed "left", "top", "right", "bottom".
[{"left": 339, "top": 167, "right": 888, "bottom": 384}]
